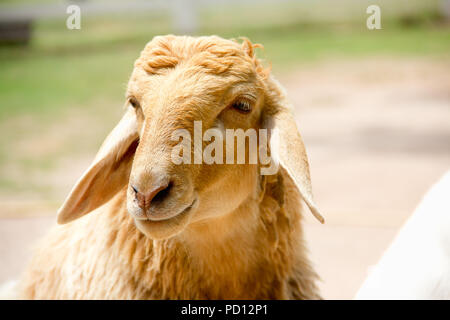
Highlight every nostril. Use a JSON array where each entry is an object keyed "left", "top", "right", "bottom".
[
  {"left": 151, "top": 181, "right": 173, "bottom": 204},
  {"left": 133, "top": 181, "right": 173, "bottom": 211}
]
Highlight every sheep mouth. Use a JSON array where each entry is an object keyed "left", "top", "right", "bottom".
[
  {"left": 146, "top": 198, "right": 197, "bottom": 222},
  {"left": 134, "top": 197, "right": 197, "bottom": 223},
  {"left": 134, "top": 198, "right": 197, "bottom": 239}
]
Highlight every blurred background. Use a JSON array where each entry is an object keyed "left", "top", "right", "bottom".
[{"left": 0, "top": 0, "right": 449, "bottom": 299}]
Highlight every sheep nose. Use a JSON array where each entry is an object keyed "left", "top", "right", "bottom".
[{"left": 132, "top": 182, "right": 172, "bottom": 211}]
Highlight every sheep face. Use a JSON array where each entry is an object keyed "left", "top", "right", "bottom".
[
  {"left": 56, "top": 35, "right": 324, "bottom": 240},
  {"left": 126, "top": 36, "right": 267, "bottom": 239}
]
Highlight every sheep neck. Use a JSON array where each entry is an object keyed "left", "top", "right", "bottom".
[{"left": 107, "top": 181, "right": 317, "bottom": 299}]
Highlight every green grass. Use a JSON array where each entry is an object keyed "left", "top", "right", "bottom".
[
  {"left": 1, "top": 19, "right": 448, "bottom": 120},
  {"left": 0, "top": 49, "right": 136, "bottom": 118},
  {"left": 0, "top": 3, "right": 448, "bottom": 122}
]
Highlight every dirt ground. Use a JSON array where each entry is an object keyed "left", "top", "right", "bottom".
[{"left": 1, "top": 57, "right": 449, "bottom": 299}]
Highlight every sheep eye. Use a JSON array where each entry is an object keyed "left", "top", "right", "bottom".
[
  {"left": 232, "top": 100, "right": 252, "bottom": 114},
  {"left": 129, "top": 97, "right": 140, "bottom": 109}
]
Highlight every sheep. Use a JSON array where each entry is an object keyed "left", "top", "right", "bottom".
[
  {"left": 15, "top": 35, "right": 324, "bottom": 299},
  {"left": 356, "top": 170, "right": 450, "bottom": 299},
  {"left": 0, "top": 281, "right": 17, "bottom": 300}
]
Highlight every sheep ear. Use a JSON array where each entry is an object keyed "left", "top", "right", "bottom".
[
  {"left": 268, "top": 109, "right": 324, "bottom": 224},
  {"left": 57, "top": 109, "right": 139, "bottom": 224},
  {"left": 264, "top": 82, "right": 324, "bottom": 224}
]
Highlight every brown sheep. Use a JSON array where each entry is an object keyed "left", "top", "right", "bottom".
[{"left": 17, "top": 35, "right": 324, "bottom": 299}]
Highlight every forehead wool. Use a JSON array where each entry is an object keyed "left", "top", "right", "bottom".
[{"left": 134, "top": 35, "right": 268, "bottom": 78}]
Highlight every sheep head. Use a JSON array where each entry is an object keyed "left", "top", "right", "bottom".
[{"left": 56, "top": 35, "right": 324, "bottom": 239}]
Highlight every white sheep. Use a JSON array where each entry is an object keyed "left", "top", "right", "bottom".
[
  {"left": 356, "top": 170, "right": 450, "bottom": 299},
  {"left": 0, "top": 281, "right": 17, "bottom": 300}
]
